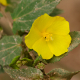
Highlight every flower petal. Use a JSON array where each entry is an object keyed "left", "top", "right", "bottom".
[
  {"left": 32, "top": 38, "right": 53, "bottom": 59},
  {"left": 32, "top": 13, "right": 55, "bottom": 32},
  {"left": 48, "top": 34, "right": 71, "bottom": 56},
  {"left": 46, "top": 16, "right": 70, "bottom": 35},
  {"left": 25, "top": 13, "right": 71, "bottom": 59},
  {"left": 0, "top": 0, "right": 8, "bottom": 6},
  {"left": 25, "top": 27, "right": 41, "bottom": 49}
]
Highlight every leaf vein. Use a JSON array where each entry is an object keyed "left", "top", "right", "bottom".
[
  {"left": 0, "top": 44, "right": 20, "bottom": 52},
  {"left": 15, "top": 0, "right": 37, "bottom": 18},
  {"left": 14, "top": 1, "right": 57, "bottom": 21}
]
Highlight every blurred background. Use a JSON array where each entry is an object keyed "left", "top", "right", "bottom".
[{"left": 0, "top": 0, "right": 80, "bottom": 80}]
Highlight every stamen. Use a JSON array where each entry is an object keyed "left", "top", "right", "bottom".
[{"left": 42, "top": 32, "right": 53, "bottom": 41}]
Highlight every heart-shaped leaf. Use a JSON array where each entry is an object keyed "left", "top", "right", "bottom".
[
  {"left": 0, "top": 36, "right": 22, "bottom": 66},
  {"left": 11, "top": 0, "right": 61, "bottom": 34},
  {"left": 4, "top": 67, "right": 43, "bottom": 80},
  {"left": 47, "top": 68, "right": 80, "bottom": 80}
]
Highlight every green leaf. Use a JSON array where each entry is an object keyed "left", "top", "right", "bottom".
[
  {"left": 5, "top": 0, "right": 21, "bottom": 13},
  {"left": 0, "top": 36, "right": 22, "bottom": 66},
  {"left": 10, "top": 56, "right": 20, "bottom": 65},
  {"left": 20, "top": 58, "right": 33, "bottom": 66},
  {"left": 21, "top": 58, "right": 33, "bottom": 62},
  {"left": 47, "top": 31, "right": 80, "bottom": 63},
  {"left": 33, "top": 56, "right": 47, "bottom": 67},
  {"left": 47, "top": 68, "right": 80, "bottom": 80},
  {"left": 49, "top": 8, "right": 63, "bottom": 16},
  {"left": 4, "top": 67, "right": 43, "bottom": 80},
  {"left": 12, "top": 0, "right": 61, "bottom": 34},
  {"left": 9, "top": 56, "right": 20, "bottom": 69}
]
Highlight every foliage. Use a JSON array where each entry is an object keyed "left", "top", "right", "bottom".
[
  {"left": 0, "top": 0, "right": 80, "bottom": 80},
  {"left": 11, "top": 0, "right": 61, "bottom": 34},
  {"left": 6, "top": 0, "right": 21, "bottom": 13},
  {"left": 4, "top": 67, "right": 43, "bottom": 80},
  {"left": 47, "top": 68, "right": 80, "bottom": 80},
  {"left": 49, "top": 8, "right": 63, "bottom": 16},
  {"left": 0, "top": 36, "right": 22, "bottom": 66}
]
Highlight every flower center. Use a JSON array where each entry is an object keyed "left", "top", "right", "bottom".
[{"left": 42, "top": 32, "right": 53, "bottom": 41}]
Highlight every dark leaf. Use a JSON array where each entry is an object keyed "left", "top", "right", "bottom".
[{"left": 4, "top": 67, "right": 43, "bottom": 80}]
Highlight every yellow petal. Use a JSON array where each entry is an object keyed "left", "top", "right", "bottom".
[
  {"left": 32, "top": 13, "right": 55, "bottom": 32},
  {"left": 46, "top": 16, "right": 70, "bottom": 35},
  {"left": 25, "top": 13, "right": 71, "bottom": 59},
  {"left": 25, "top": 27, "right": 41, "bottom": 49},
  {"left": 32, "top": 38, "right": 53, "bottom": 59},
  {"left": 48, "top": 34, "right": 71, "bottom": 56},
  {"left": 0, "top": 0, "right": 8, "bottom": 6}
]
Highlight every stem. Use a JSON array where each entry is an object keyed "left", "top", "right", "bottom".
[
  {"left": 29, "top": 51, "right": 36, "bottom": 60},
  {"left": 26, "top": 47, "right": 36, "bottom": 60},
  {"left": 19, "top": 50, "right": 25, "bottom": 60},
  {"left": 0, "top": 5, "right": 13, "bottom": 29}
]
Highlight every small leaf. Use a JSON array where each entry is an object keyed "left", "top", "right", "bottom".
[
  {"left": 49, "top": 8, "right": 63, "bottom": 16},
  {"left": 33, "top": 56, "right": 47, "bottom": 67},
  {"left": 37, "top": 62, "right": 45, "bottom": 70},
  {"left": 11, "top": 0, "right": 61, "bottom": 34},
  {"left": 5, "top": 0, "right": 21, "bottom": 13},
  {"left": 4, "top": 67, "right": 43, "bottom": 80},
  {"left": 0, "top": 36, "right": 22, "bottom": 66},
  {"left": 20, "top": 58, "right": 33, "bottom": 66},
  {"left": 47, "top": 31, "right": 80, "bottom": 63},
  {"left": 10, "top": 56, "right": 20, "bottom": 65},
  {"left": 28, "top": 49, "right": 33, "bottom": 52},
  {"left": 9, "top": 56, "right": 20, "bottom": 69},
  {"left": 21, "top": 58, "right": 33, "bottom": 62},
  {"left": 47, "top": 68, "right": 80, "bottom": 80}
]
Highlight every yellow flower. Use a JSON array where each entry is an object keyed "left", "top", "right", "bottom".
[
  {"left": 0, "top": 0, "right": 8, "bottom": 6},
  {"left": 25, "top": 13, "right": 71, "bottom": 59}
]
